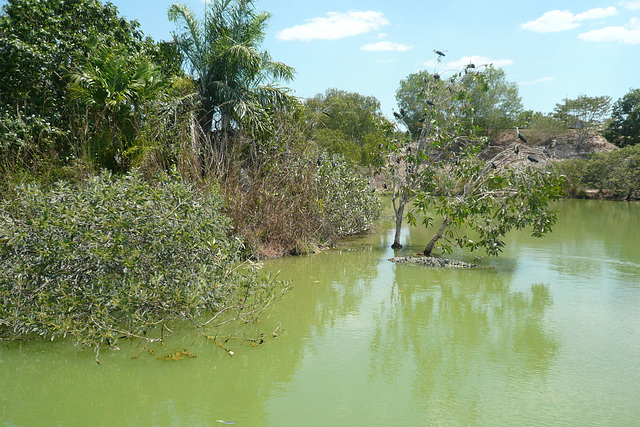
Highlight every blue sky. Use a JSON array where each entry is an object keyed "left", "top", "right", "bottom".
[{"left": 4, "top": 0, "right": 639, "bottom": 116}]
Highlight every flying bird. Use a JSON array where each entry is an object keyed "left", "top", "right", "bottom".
[
  {"left": 434, "top": 50, "right": 446, "bottom": 57},
  {"left": 516, "top": 126, "right": 527, "bottom": 143}
]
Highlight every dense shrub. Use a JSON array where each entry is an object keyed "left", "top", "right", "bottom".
[
  {"left": 557, "top": 144, "right": 640, "bottom": 198},
  {"left": 0, "top": 171, "right": 283, "bottom": 355},
  {"left": 224, "top": 147, "right": 381, "bottom": 257},
  {"left": 316, "top": 154, "right": 381, "bottom": 236}
]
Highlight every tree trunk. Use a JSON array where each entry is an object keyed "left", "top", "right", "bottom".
[
  {"left": 391, "top": 197, "right": 406, "bottom": 249},
  {"left": 423, "top": 218, "right": 449, "bottom": 256}
]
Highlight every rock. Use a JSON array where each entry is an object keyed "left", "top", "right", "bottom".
[{"left": 389, "top": 256, "right": 480, "bottom": 269}]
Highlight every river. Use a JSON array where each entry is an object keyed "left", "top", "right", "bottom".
[{"left": 1, "top": 199, "right": 639, "bottom": 426}]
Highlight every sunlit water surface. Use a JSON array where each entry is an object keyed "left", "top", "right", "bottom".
[{"left": 1, "top": 200, "right": 639, "bottom": 426}]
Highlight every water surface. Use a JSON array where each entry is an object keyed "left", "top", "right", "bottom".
[{"left": 1, "top": 200, "right": 639, "bottom": 426}]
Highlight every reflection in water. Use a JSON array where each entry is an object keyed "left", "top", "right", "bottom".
[
  {"left": 370, "top": 266, "right": 557, "bottom": 424},
  {"left": 1, "top": 200, "right": 639, "bottom": 425}
]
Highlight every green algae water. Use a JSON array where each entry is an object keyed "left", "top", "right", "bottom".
[{"left": 2, "top": 199, "right": 640, "bottom": 426}]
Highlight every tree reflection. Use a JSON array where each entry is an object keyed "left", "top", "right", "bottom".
[{"left": 370, "top": 266, "right": 557, "bottom": 422}]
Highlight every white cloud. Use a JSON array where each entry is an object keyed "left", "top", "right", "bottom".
[
  {"left": 277, "top": 11, "right": 389, "bottom": 42},
  {"left": 360, "top": 41, "right": 413, "bottom": 52},
  {"left": 578, "top": 17, "right": 640, "bottom": 44},
  {"left": 623, "top": 1, "right": 640, "bottom": 11},
  {"left": 521, "top": 10, "right": 581, "bottom": 32},
  {"left": 575, "top": 7, "right": 618, "bottom": 20},
  {"left": 423, "top": 56, "right": 513, "bottom": 71},
  {"left": 521, "top": 7, "right": 618, "bottom": 33},
  {"left": 519, "top": 77, "right": 555, "bottom": 86}
]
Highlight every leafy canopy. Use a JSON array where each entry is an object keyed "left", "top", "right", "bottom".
[
  {"left": 388, "top": 54, "right": 564, "bottom": 256},
  {"left": 604, "top": 88, "right": 640, "bottom": 148},
  {"left": 169, "top": 0, "right": 296, "bottom": 138},
  {"left": 304, "top": 89, "right": 391, "bottom": 165}
]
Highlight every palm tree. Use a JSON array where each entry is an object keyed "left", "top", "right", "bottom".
[
  {"left": 67, "top": 42, "right": 165, "bottom": 169},
  {"left": 168, "top": 0, "right": 295, "bottom": 142}
]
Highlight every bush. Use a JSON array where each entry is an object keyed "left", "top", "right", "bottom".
[
  {"left": 224, "top": 142, "right": 381, "bottom": 257},
  {"left": 557, "top": 144, "right": 640, "bottom": 198},
  {"left": 0, "top": 170, "right": 283, "bottom": 356}
]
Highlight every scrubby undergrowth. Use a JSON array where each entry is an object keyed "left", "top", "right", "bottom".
[{"left": 0, "top": 171, "right": 285, "bottom": 356}]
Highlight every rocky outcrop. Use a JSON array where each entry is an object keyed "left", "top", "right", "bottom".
[{"left": 389, "top": 256, "right": 480, "bottom": 269}]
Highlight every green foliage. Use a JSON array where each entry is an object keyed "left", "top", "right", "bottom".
[
  {"left": 0, "top": 0, "right": 146, "bottom": 117},
  {"left": 304, "top": 89, "right": 391, "bottom": 165},
  {"left": 604, "top": 88, "right": 640, "bottom": 148},
  {"left": 316, "top": 154, "right": 382, "bottom": 236},
  {"left": 169, "top": 0, "right": 295, "bottom": 139},
  {"left": 223, "top": 124, "right": 381, "bottom": 257},
  {"left": 558, "top": 144, "right": 640, "bottom": 197},
  {"left": 553, "top": 95, "right": 611, "bottom": 145},
  {"left": 388, "top": 53, "right": 563, "bottom": 255},
  {"left": 0, "top": 171, "right": 284, "bottom": 353},
  {"left": 395, "top": 66, "right": 523, "bottom": 138},
  {"left": 460, "top": 66, "right": 523, "bottom": 139},
  {"left": 0, "top": 0, "right": 180, "bottom": 174},
  {"left": 411, "top": 160, "right": 565, "bottom": 256},
  {"left": 67, "top": 41, "right": 167, "bottom": 170}
]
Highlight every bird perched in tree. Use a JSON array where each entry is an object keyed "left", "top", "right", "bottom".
[
  {"left": 434, "top": 50, "right": 446, "bottom": 57},
  {"left": 393, "top": 111, "right": 402, "bottom": 120},
  {"left": 433, "top": 73, "right": 441, "bottom": 80},
  {"left": 491, "top": 161, "right": 497, "bottom": 169},
  {"left": 543, "top": 146, "right": 550, "bottom": 156},
  {"left": 514, "top": 144, "right": 519, "bottom": 154},
  {"left": 516, "top": 126, "right": 527, "bottom": 143},
  {"left": 426, "top": 100, "right": 435, "bottom": 107},
  {"left": 400, "top": 108, "right": 406, "bottom": 117},
  {"left": 527, "top": 155, "right": 539, "bottom": 163}
]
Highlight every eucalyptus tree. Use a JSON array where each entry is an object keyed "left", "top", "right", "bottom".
[
  {"left": 553, "top": 95, "right": 611, "bottom": 148},
  {"left": 168, "top": 1, "right": 296, "bottom": 144},
  {"left": 388, "top": 53, "right": 564, "bottom": 256}
]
